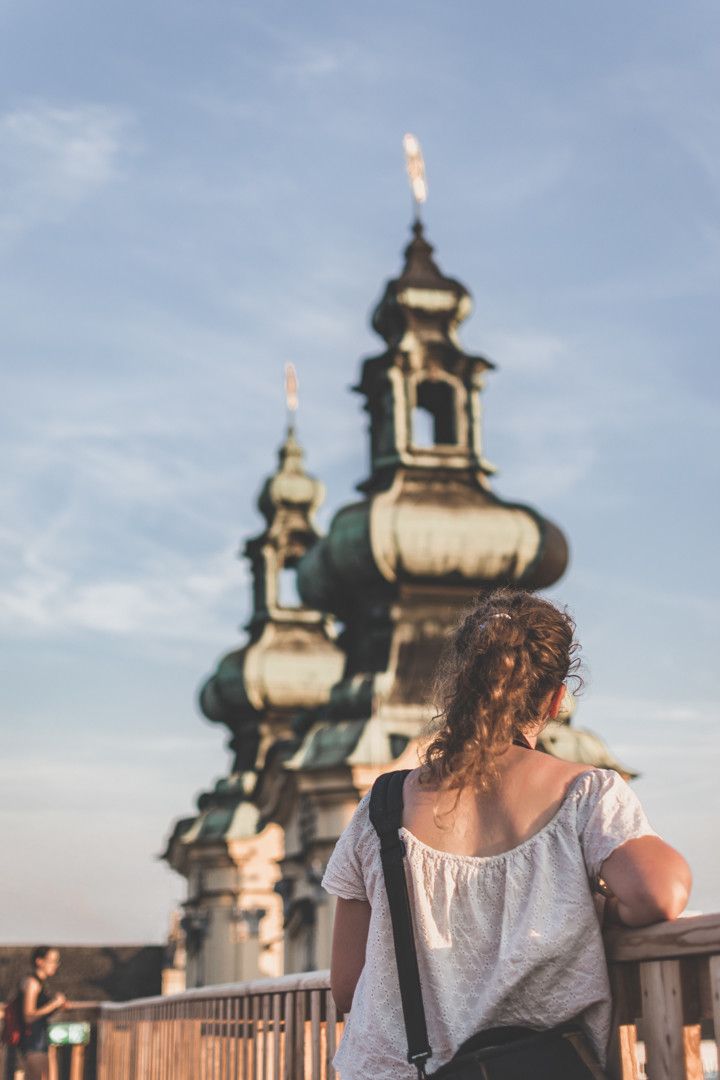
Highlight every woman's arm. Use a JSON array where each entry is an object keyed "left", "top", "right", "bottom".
[
  {"left": 329, "top": 898, "right": 371, "bottom": 1014},
  {"left": 22, "top": 979, "right": 66, "bottom": 1022},
  {"left": 600, "top": 836, "right": 692, "bottom": 927}
]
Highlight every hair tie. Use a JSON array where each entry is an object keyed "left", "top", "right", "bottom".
[{"left": 477, "top": 612, "right": 512, "bottom": 632}]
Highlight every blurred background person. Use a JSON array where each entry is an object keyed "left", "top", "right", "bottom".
[{"left": 19, "top": 947, "right": 66, "bottom": 1080}]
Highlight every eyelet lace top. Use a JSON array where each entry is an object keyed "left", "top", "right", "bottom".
[{"left": 322, "top": 767, "right": 658, "bottom": 1078}]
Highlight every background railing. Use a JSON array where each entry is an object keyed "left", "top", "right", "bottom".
[
  {"left": 96, "top": 970, "right": 339, "bottom": 1080},
  {"left": 4, "top": 913, "right": 719, "bottom": 1080}
]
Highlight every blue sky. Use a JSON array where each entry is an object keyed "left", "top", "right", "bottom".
[{"left": 1, "top": 1, "right": 718, "bottom": 942}]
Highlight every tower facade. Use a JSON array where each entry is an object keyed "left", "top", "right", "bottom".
[{"left": 165, "top": 221, "right": 632, "bottom": 984}]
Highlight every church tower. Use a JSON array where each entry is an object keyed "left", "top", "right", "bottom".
[
  {"left": 271, "top": 219, "right": 579, "bottom": 970},
  {"left": 165, "top": 210, "right": 633, "bottom": 983},
  {"left": 164, "top": 415, "right": 344, "bottom": 986}
]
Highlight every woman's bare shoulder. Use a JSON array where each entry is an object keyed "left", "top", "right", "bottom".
[{"left": 529, "top": 752, "right": 597, "bottom": 793}]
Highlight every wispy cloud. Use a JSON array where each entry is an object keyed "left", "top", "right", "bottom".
[
  {"left": 0, "top": 539, "right": 245, "bottom": 640},
  {"left": 610, "top": 53, "right": 720, "bottom": 187},
  {"left": 273, "top": 46, "right": 343, "bottom": 81},
  {"left": 481, "top": 330, "right": 570, "bottom": 374},
  {"left": 0, "top": 101, "right": 130, "bottom": 240}
]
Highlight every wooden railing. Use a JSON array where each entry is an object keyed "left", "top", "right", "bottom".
[
  {"left": 605, "top": 912, "right": 720, "bottom": 1079},
  {"left": 4, "top": 913, "right": 716, "bottom": 1080},
  {"left": 96, "top": 970, "right": 339, "bottom": 1080}
]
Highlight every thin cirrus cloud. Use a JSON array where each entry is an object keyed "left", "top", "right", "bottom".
[
  {"left": 480, "top": 330, "right": 570, "bottom": 373},
  {"left": 0, "top": 101, "right": 131, "bottom": 239},
  {"left": 608, "top": 56, "right": 720, "bottom": 188},
  {"left": 0, "top": 542, "right": 246, "bottom": 641}
]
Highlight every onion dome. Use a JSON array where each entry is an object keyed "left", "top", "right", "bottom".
[{"left": 162, "top": 773, "right": 259, "bottom": 875}]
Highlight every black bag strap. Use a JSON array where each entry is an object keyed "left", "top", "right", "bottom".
[{"left": 369, "top": 770, "right": 432, "bottom": 1077}]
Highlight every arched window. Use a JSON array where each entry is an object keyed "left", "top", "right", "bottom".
[{"left": 412, "top": 379, "right": 458, "bottom": 446}]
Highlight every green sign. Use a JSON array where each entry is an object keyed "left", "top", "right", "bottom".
[{"left": 48, "top": 1022, "right": 91, "bottom": 1046}]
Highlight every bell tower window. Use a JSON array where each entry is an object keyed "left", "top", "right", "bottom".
[
  {"left": 278, "top": 563, "right": 302, "bottom": 609},
  {"left": 412, "top": 379, "right": 458, "bottom": 447}
]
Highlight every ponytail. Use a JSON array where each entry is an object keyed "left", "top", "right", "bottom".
[{"left": 421, "top": 588, "right": 581, "bottom": 791}]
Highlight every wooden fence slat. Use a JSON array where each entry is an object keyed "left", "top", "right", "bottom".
[
  {"left": 212, "top": 997, "right": 221, "bottom": 1080},
  {"left": 295, "top": 992, "right": 306, "bottom": 1080},
  {"left": 283, "top": 992, "right": 294, "bottom": 1080},
  {"left": 261, "top": 994, "right": 270, "bottom": 1080},
  {"left": 617, "top": 1025, "right": 639, "bottom": 1080},
  {"left": 161, "top": 1000, "right": 168, "bottom": 1080},
  {"left": 640, "top": 959, "right": 685, "bottom": 1080},
  {"left": 682, "top": 1025, "right": 703, "bottom": 1080},
  {"left": 241, "top": 992, "right": 251, "bottom": 1080},
  {"left": 325, "top": 992, "right": 337, "bottom": 1080},
  {"left": 203, "top": 999, "right": 211, "bottom": 1080},
  {"left": 176, "top": 1001, "right": 184, "bottom": 1080},
  {"left": 272, "top": 993, "right": 282, "bottom": 1080},
  {"left": 195, "top": 1002, "right": 203, "bottom": 1080},
  {"left": 310, "top": 990, "right": 321, "bottom": 1080},
  {"left": 152, "top": 1004, "right": 159, "bottom": 1080},
  {"left": 252, "top": 995, "right": 261, "bottom": 1080},
  {"left": 155, "top": 1007, "right": 161, "bottom": 1080},
  {"left": 154, "top": 1003, "right": 160, "bottom": 1080},
  {"left": 232, "top": 993, "right": 241, "bottom": 1080},
  {"left": 168, "top": 1001, "right": 175, "bottom": 1080},
  {"left": 217, "top": 997, "right": 226, "bottom": 1080},
  {"left": 710, "top": 955, "right": 720, "bottom": 1070},
  {"left": 185, "top": 999, "right": 193, "bottom": 1080}
]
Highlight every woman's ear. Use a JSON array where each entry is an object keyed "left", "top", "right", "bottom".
[{"left": 548, "top": 685, "right": 565, "bottom": 719}]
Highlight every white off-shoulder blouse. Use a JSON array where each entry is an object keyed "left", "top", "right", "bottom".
[{"left": 322, "top": 768, "right": 658, "bottom": 1078}]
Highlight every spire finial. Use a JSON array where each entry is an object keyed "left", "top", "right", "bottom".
[
  {"left": 403, "top": 132, "right": 427, "bottom": 221},
  {"left": 284, "top": 362, "right": 299, "bottom": 433}
]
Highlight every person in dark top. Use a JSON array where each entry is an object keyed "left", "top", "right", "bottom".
[{"left": 20, "top": 946, "right": 66, "bottom": 1080}]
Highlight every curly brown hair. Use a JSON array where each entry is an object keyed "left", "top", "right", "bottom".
[{"left": 421, "top": 588, "right": 582, "bottom": 792}]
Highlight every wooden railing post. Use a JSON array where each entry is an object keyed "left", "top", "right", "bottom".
[
  {"left": 711, "top": 954, "right": 720, "bottom": 1076},
  {"left": 640, "top": 959, "right": 685, "bottom": 1079}
]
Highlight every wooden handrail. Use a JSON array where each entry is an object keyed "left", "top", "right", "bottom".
[
  {"left": 605, "top": 912, "right": 720, "bottom": 963},
  {"left": 98, "top": 968, "right": 332, "bottom": 1011}
]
